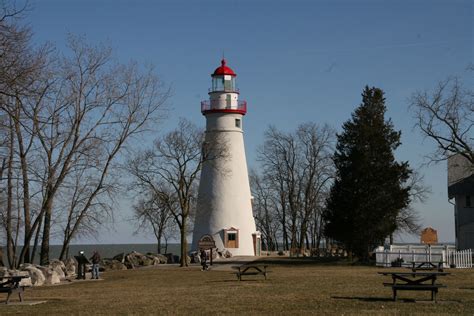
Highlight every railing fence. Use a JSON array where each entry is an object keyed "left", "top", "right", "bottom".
[{"left": 375, "top": 245, "right": 473, "bottom": 268}]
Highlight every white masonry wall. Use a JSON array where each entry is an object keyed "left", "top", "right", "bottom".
[{"left": 192, "top": 111, "right": 256, "bottom": 256}]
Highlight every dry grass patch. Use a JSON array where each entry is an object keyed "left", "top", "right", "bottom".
[{"left": 0, "top": 260, "right": 472, "bottom": 315}]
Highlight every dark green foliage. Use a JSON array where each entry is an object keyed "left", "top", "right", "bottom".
[{"left": 324, "top": 86, "right": 411, "bottom": 260}]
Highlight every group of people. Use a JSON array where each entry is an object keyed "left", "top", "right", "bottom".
[{"left": 76, "top": 250, "right": 101, "bottom": 280}]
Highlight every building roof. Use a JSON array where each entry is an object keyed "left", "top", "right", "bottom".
[
  {"left": 212, "top": 59, "right": 236, "bottom": 77},
  {"left": 448, "top": 174, "right": 474, "bottom": 198}
]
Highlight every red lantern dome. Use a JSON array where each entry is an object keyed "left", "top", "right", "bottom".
[{"left": 212, "top": 59, "right": 236, "bottom": 77}]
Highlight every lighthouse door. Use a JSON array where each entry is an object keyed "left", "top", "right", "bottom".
[{"left": 224, "top": 228, "right": 239, "bottom": 248}]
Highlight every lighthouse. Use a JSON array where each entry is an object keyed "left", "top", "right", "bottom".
[{"left": 191, "top": 59, "right": 258, "bottom": 256}]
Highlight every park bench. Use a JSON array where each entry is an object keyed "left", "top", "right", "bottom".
[
  {"left": 231, "top": 264, "right": 269, "bottom": 281},
  {"left": 0, "top": 275, "right": 29, "bottom": 304},
  {"left": 379, "top": 271, "right": 450, "bottom": 302}
]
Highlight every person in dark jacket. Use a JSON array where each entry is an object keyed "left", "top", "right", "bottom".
[
  {"left": 200, "top": 249, "right": 208, "bottom": 271},
  {"left": 90, "top": 250, "right": 101, "bottom": 279},
  {"left": 76, "top": 251, "right": 88, "bottom": 280}
]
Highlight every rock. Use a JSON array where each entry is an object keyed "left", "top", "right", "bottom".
[
  {"left": 64, "top": 257, "right": 76, "bottom": 277},
  {"left": 21, "top": 265, "right": 45, "bottom": 287},
  {"left": 0, "top": 266, "right": 8, "bottom": 278},
  {"left": 35, "top": 265, "right": 60, "bottom": 285},
  {"left": 101, "top": 259, "right": 127, "bottom": 271},
  {"left": 190, "top": 251, "right": 201, "bottom": 263},
  {"left": 49, "top": 259, "right": 66, "bottom": 279},
  {"left": 113, "top": 253, "right": 125, "bottom": 263},
  {"left": 146, "top": 253, "right": 168, "bottom": 264},
  {"left": 221, "top": 249, "right": 232, "bottom": 258}
]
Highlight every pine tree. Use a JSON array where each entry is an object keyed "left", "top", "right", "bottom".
[{"left": 324, "top": 86, "right": 411, "bottom": 260}]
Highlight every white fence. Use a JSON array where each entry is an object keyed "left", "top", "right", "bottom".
[
  {"left": 446, "top": 249, "right": 473, "bottom": 268},
  {"left": 375, "top": 245, "right": 473, "bottom": 268}
]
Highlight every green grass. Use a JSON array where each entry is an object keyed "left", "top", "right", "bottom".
[{"left": 1, "top": 259, "right": 473, "bottom": 315}]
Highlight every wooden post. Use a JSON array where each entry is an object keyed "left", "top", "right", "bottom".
[{"left": 210, "top": 247, "right": 213, "bottom": 266}]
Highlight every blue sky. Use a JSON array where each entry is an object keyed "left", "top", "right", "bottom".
[{"left": 27, "top": 0, "right": 472, "bottom": 244}]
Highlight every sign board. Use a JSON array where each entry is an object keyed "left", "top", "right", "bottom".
[
  {"left": 198, "top": 234, "right": 216, "bottom": 249},
  {"left": 420, "top": 227, "right": 438, "bottom": 245}
]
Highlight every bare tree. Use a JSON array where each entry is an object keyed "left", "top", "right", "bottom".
[
  {"left": 250, "top": 171, "right": 279, "bottom": 251},
  {"left": 256, "top": 123, "right": 335, "bottom": 252},
  {"left": 410, "top": 68, "right": 473, "bottom": 165},
  {"left": 128, "top": 119, "right": 205, "bottom": 267},
  {"left": 0, "top": 1, "right": 51, "bottom": 266},
  {"left": 29, "top": 36, "right": 169, "bottom": 265},
  {"left": 132, "top": 189, "right": 176, "bottom": 254}
]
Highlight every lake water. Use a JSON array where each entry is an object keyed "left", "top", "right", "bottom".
[{"left": 3, "top": 244, "right": 186, "bottom": 264}]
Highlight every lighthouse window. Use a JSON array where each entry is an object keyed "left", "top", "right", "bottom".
[
  {"left": 235, "top": 119, "right": 241, "bottom": 128},
  {"left": 228, "top": 233, "right": 236, "bottom": 241}
]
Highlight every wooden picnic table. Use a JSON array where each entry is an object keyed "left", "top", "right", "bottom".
[
  {"left": 231, "top": 264, "right": 269, "bottom": 281},
  {"left": 378, "top": 271, "right": 450, "bottom": 302},
  {"left": 409, "top": 261, "right": 444, "bottom": 272},
  {"left": 0, "top": 275, "right": 30, "bottom": 304}
]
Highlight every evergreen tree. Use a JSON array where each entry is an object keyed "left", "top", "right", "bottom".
[{"left": 324, "top": 86, "right": 411, "bottom": 260}]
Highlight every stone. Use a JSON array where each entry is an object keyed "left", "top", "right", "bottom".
[
  {"left": 64, "top": 257, "right": 76, "bottom": 277},
  {"left": 21, "top": 265, "right": 45, "bottom": 287},
  {"left": 223, "top": 249, "right": 233, "bottom": 258},
  {"left": 146, "top": 253, "right": 168, "bottom": 264},
  {"left": 49, "top": 259, "right": 66, "bottom": 279},
  {"left": 113, "top": 253, "right": 125, "bottom": 263},
  {"left": 35, "top": 265, "right": 60, "bottom": 285},
  {"left": 101, "top": 259, "right": 127, "bottom": 271}
]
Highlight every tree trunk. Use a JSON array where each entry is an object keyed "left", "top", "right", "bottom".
[
  {"left": 14, "top": 104, "right": 31, "bottom": 264},
  {"left": 40, "top": 209, "right": 51, "bottom": 265},
  {"left": 30, "top": 213, "right": 43, "bottom": 264},
  {"left": 6, "top": 120, "right": 15, "bottom": 268},
  {"left": 40, "top": 196, "right": 53, "bottom": 265},
  {"left": 180, "top": 219, "right": 188, "bottom": 267}
]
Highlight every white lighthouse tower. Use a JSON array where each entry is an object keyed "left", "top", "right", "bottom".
[{"left": 192, "top": 59, "right": 257, "bottom": 256}]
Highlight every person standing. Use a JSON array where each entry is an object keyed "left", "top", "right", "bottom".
[
  {"left": 76, "top": 251, "right": 88, "bottom": 280},
  {"left": 200, "top": 249, "right": 208, "bottom": 271},
  {"left": 90, "top": 250, "right": 101, "bottom": 279}
]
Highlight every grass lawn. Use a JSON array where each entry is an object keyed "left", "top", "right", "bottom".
[{"left": 1, "top": 258, "right": 473, "bottom": 315}]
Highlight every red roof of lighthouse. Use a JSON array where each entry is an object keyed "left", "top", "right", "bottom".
[{"left": 212, "top": 59, "right": 236, "bottom": 77}]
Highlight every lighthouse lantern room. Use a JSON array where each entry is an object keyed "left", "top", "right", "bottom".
[{"left": 192, "top": 59, "right": 258, "bottom": 256}]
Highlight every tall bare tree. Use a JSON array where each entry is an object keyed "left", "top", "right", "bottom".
[
  {"left": 128, "top": 119, "right": 204, "bottom": 267},
  {"left": 256, "top": 123, "right": 335, "bottom": 252},
  {"left": 0, "top": 13, "right": 169, "bottom": 265},
  {"left": 30, "top": 36, "right": 169, "bottom": 265},
  {"left": 410, "top": 67, "right": 473, "bottom": 165}
]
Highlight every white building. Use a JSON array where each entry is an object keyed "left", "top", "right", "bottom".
[
  {"left": 448, "top": 154, "right": 474, "bottom": 250},
  {"left": 191, "top": 59, "right": 258, "bottom": 256}
]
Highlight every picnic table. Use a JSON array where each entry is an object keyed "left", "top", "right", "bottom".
[
  {"left": 379, "top": 271, "right": 450, "bottom": 302},
  {"left": 0, "top": 275, "right": 30, "bottom": 304},
  {"left": 410, "top": 261, "right": 444, "bottom": 272},
  {"left": 231, "top": 264, "right": 269, "bottom": 281}
]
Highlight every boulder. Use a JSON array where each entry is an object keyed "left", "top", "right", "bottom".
[
  {"left": 221, "top": 249, "right": 232, "bottom": 258},
  {"left": 35, "top": 265, "right": 60, "bottom": 285},
  {"left": 190, "top": 251, "right": 201, "bottom": 264},
  {"left": 0, "top": 266, "right": 8, "bottom": 278},
  {"left": 113, "top": 253, "right": 125, "bottom": 263},
  {"left": 101, "top": 259, "right": 127, "bottom": 271},
  {"left": 49, "top": 259, "right": 66, "bottom": 279},
  {"left": 64, "top": 257, "right": 76, "bottom": 277},
  {"left": 21, "top": 265, "right": 45, "bottom": 287},
  {"left": 146, "top": 253, "right": 168, "bottom": 264}
]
